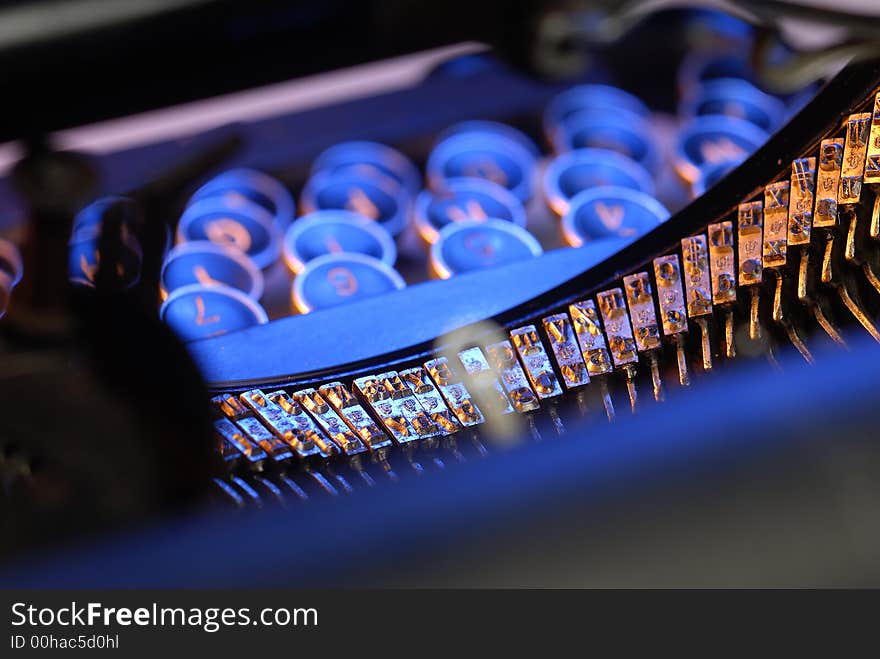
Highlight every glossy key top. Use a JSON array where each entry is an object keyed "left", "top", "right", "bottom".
[
  {"left": 291, "top": 253, "right": 405, "bottom": 313},
  {"left": 691, "top": 155, "right": 745, "bottom": 198},
  {"left": 282, "top": 210, "right": 396, "bottom": 274},
  {"left": 543, "top": 148, "right": 655, "bottom": 216},
  {"left": 543, "top": 84, "right": 651, "bottom": 139},
  {"left": 310, "top": 141, "right": 421, "bottom": 196},
  {"left": 189, "top": 168, "right": 296, "bottom": 231},
  {"left": 69, "top": 196, "right": 145, "bottom": 289},
  {"left": 160, "top": 284, "right": 268, "bottom": 341},
  {"left": 429, "top": 218, "right": 542, "bottom": 279},
  {"left": 161, "top": 241, "right": 264, "bottom": 299},
  {"left": 561, "top": 186, "right": 669, "bottom": 246},
  {"left": 427, "top": 133, "right": 537, "bottom": 202},
  {"left": 177, "top": 197, "right": 281, "bottom": 269},
  {"left": 300, "top": 168, "right": 410, "bottom": 236},
  {"left": 674, "top": 115, "right": 768, "bottom": 184},
  {"left": 549, "top": 110, "right": 660, "bottom": 174},
  {"left": 68, "top": 233, "right": 142, "bottom": 289},
  {"left": 413, "top": 177, "right": 526, "bottom": 244},
  {"left": 437, "top": 120, "right": 541, "bottom": 158},
  {"left": 677, "top": 51, "right": 756, "bottom": 97},
  {"left": 71, "top": 195, "right": 137, "bottom": 242},
  {"left": 680, "top": 78, "right": 785, "bottom": 133}
]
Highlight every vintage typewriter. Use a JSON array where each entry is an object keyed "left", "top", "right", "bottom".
[{"left": 1, "top": 0, "right": 879, "bottom": 586}]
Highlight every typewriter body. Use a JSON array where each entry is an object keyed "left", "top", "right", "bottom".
[{"left": 1, "top": 0, "right": 880, "bottom": 587}]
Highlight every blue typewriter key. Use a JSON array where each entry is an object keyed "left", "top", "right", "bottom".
[
  {"left": 674, "top": 115, "right": 768, "bottom": 184},
  {"left": 160, "top": 284, "right": 268, "bottom": 341},
  {"left": 300, "top": 168, "right": 409, "bottom": 237},
  {"left": 427, "top": 133, "right": 537, "bottom": 202},
  {"left": 691, "top": 155, "right": 745, "bottom": 198},
  {"left": 310, "top": 141, "right": 421, "bottom": 196},
  {"left": 543, "top": 148, "right": 655, "bottom": 216},
  {"left": 430, "top": 218, "right": 543, "bottom": 279},
  {"left": 413, "top": 177, "right": 526, "bottom": 244},
  {"left": 282, "top": 209, "right": 397, "bottom": 274},
  {"left": 561, "top": 186, "right": 669, "bottom": 247},
  {"left": 551, "top": 110, "right": 660, "bottom": 174},
  {"left": 68, "top": 234, "right": 143, "bottom": 289},
  {"left": 543, "top": 84, "right": 650, "bottom": 138},
  {"left": 68, "top": 197, "right": 144, "bottom": 289},
  {"left": 189, "top": 168, "right": 295, "bottom": 231},
  {"left": 436, "top": 120, "right": 541, "bottom": 158},
  {"left": 680, "top": 78, "right": 786, "bottom": 134},
  {"left": 177, "top": 197, "right": 281, "bottom": 269},
  {"left": 291, "top": 253, "right": 405, "bottom": 313},
  {"left": 161, "top": 241, "right": 264, "bottom": 299},
  {"left": 677, "top": 51, "right": 755, "bottom": 97},
  {"left": 71, "top": 196, "right": 141, "bottom": 243}
]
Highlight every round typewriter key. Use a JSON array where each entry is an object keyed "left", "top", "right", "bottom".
[
  {"left": 160, "top": 284, "right": 268, "bottom": 341},
  {"left": 543, "top": 148, "right": 655, "bottom": 216},
  {"left": 427, "top": 133, "right": 537, "bottom": 202},
  {"left": 691, "top": 155, "right": 745, "bottom": 198},
  {"left": 674, "top": 115, "right": 768, "bottom": 184},
  {"left": 161, "top": 241, "right": 264, "bottom": 299},
  {"left": 413, "top": 177, "right": 527, "bottom": 244},
  {"left": 189, "top": 168, "right": 295, "bottom": 231},
  {"left": 68, "top": 197, "right": 144, "bottom": 289},
  {"left": 310, "top": 141, "right": 421, "bottom": 196},
  {"left": 678, "top": 51, "right": 755, "bottom": 97},
  {"left": 177, "top": 197, "right": 281, "bottom": 269},
  {"left": 291, "top": 253, "right": 405, "bottom": 313},
  {"left": 561, "top": 186, "right": 669, "bottom": 247},
  {"left": 72, "top": 196, "right": 133, "bottom": 242},
  {"left": 430, "top": 219, "right": 543, "bottom": 279},
  {"left": 543, "top": 84, "right": 650, "bottom": 138},
  {"left": 71, "top": 196, "right": 146, "bottom": 249},
  {"left": 282, "top": 210, "right": 397, "bottom": 274},
  {"left": 681, "top": 78, "right": 785, "bottom": 133},
  {"left": 68, "top": 233, "right": 143, "bottom": 289},
  {"left": 300, "top": 169, "right": 410, "bottom": 236},
  {"left": 550, "top": 110, "right": 660, "bottom": 174},
  {"left": 437, "top": 120, "right": 541, "bottom": 158}
]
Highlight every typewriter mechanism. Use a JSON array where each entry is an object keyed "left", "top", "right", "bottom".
[{"left": 1, "top": 1, "right": 879, "bottom": 587}]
